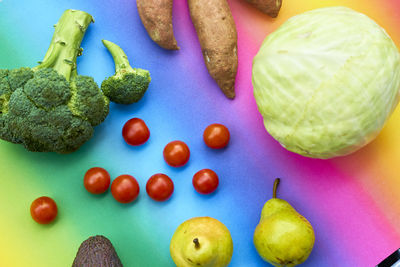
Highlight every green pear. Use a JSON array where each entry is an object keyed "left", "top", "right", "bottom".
[
  {"left": 170, "top": 217, "right": 233, "bottom": 267},
  {"left": 254, "top": 178, "right": 315, "bottom": 267}
]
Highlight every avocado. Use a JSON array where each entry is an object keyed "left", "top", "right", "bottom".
[{"left": 72, "top": 235, "right": 123, "bottom": 267}]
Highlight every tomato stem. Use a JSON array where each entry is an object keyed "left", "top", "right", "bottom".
[{"left": 273, "top": 178, "right": 280, "bottom": 199}]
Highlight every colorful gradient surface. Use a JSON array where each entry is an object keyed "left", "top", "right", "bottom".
[{"left": 0, "top": 0, "right": 399, "bottom": 266}]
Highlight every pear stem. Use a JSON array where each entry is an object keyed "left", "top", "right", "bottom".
[
  {"left": 193, "top": 238, "right": 200, "bottom": 249},
  {"left": 273, "top": 178, "right": 280, "bottom": 198}
]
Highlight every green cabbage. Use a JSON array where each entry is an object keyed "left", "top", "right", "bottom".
[{"left": 252, "top": 7, "right": 400, "bottom": 159}]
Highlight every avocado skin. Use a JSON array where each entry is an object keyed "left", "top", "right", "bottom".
[{"left": 72, "top": 235, "right": 123, "bottom": 267}]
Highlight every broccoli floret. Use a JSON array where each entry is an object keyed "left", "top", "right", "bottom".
[
  {"left": 0, "top": 70, "right": 11, "bottom": 113},
  {"left": 0, "top": 9, "right": 109, "bottom": 153},
  {"left": 69, "top": 75, "right": 110, "bottom": 126},
  {"left": 101, "top": 40, "right": 151, "bottom": 105},
  {"left": 24, "top": 68, "right": 71, "bottom": 109},
  {"left": 8, "top": 68, "right": 34, "bottom": 91}
]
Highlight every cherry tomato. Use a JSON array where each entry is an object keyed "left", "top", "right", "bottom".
[
  {"left": 30, "top": 196, "right": 58, "bottom": 224},
  {"left": 193, "top": 169, "right": 219, "bottom": 194},
  {"left": 146, "top": 174, "right": 174, "bottom": 202},
  {"left": 84, "top": 167, "right": 111, "bottom": 194},
  {"left": 203, "top": 123, "right": 230, "bottom": 149},
  {"left": 122, "top": 118, "right": 150, "bottom": 146},
  {"left": 111, "top": 175, "right": 140, "bottom": 203},
  {"left": 163, "top": 141, "right": 190, "bottom": 167}
]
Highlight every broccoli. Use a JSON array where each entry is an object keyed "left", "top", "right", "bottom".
[
  {"left": 101, "top": 40, "right": 151, "bottom": 105},
  {"left": 0, "top": 10, "right": 109, "bottom": 153}
]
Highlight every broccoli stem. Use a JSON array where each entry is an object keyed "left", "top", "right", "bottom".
[
  {"left": 34, "top": 10, "right": 94, "bottom": 81},
  {"left": 102, "top": 40, "right": 133, "bottom": 72}
]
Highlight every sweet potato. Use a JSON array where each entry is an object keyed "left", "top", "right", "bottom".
[
  {"left": 137, "top": 0, "right": 179, "bottom": 50},
  {"left": 245, "top": 0, "right": 282, "bottom": 18},
  {"left": 188, "top": 0, "right": 238, "bottom": 99}
]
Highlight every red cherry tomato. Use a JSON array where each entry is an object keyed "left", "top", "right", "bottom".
[
  {"left": 30, "top": 196, "right": 58, "bottom": 224},
  {"left": 203, "top": 123, "right": 230, "bottom": 149},
  {"left": 111, "top": 175, "right": 140, "bottom": 203},
  {"left": 84, "top": 167, "right": 111, "bottom": 194},
  {"left": 122, "top": 118, "right": 150, "bottom": 146},
  {"left": 146, "top": 174, "right": 174, "bottom": 202},
  {"left": 163, "top": 141, "right": 190, "bottom": 167},
  {"left": 193, "top": 169, "right": 219, "bottom": 194}
]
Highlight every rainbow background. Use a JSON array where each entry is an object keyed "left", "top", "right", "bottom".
[{"left": 0, "top": 0, "right": 399, "bottom": 266}]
